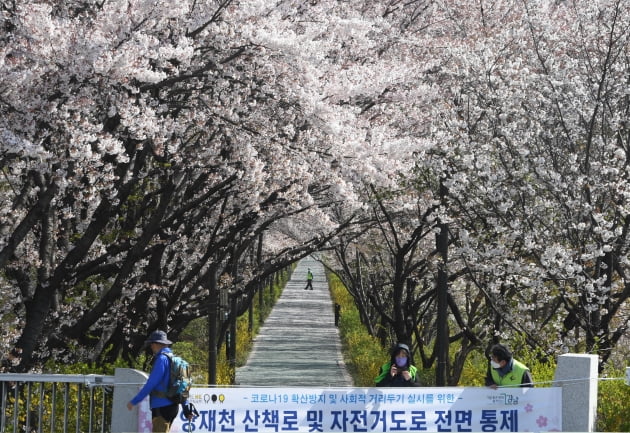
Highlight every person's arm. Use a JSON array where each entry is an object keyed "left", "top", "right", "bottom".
[
  {"left": 129, "top": 354, "right": 169, "bottom": 406},
  {"left": 375, "top": 363, "right": 394, "bottom": 387},
  {"left": 404, "top": 378, "right": 420, "bottom": 387},
  {"left": 485, "top": 363, "right": 497, "bottom": 387},
  {"left": 376, "top": 376, "right": 392, "bottom": 386},
  {"left": 521, "top": 370, "right": 534, "bottom": 387},
  {"left": 406, "top": 369, "right": 420, "bottom": 387}
]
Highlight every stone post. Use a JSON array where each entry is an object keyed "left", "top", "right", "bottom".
[
  {"left": 111, "top": 368, "right": 148, "bottom": 433},
  {"left": 553, "top": 353, "right": 598, "bottom": 432}
]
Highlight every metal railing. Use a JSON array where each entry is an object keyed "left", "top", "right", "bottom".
[{"left": 0, "top": 373, "right": 114, "bottom": 433}]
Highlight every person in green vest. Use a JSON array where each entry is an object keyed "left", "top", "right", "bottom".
[
  {"left": 485, "top": 343, "right": 533, "bottom": 388},
  {"left": 375, "top": 343, "right": 420, "bottom": 387},
  {"left": 304, "top": 268, "right": 314, "bottom": 290}
]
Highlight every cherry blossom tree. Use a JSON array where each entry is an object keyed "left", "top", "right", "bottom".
[
  {"left": 0, "top": 0, "right": 361, "bottom": 371},
  {"left": 433, "top": 0, "right": 630, "bottom": 368},
  {"left": 325, "top": 0, "right": 630, "bottom": 380},
  {"left": 2, "top": 0, "right": 629, "bottom": 378}
]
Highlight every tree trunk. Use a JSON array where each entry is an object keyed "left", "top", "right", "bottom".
[
  {"left": 207, "top": 263, "right": 218, "bottom": 384},
  {"left": 435, "top": 180, "right": 449, "bottom": 386}
]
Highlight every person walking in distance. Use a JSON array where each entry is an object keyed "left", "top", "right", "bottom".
[
  {"left": 304, "top": 268, "right": 314, "bottom": 290},
  {"left": 127, "top": 330, "right": 194, "bottom": 432}
]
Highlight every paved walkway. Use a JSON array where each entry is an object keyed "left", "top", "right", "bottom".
[{"left": 235, "top": 256, "right": 352, "bottom": 387}]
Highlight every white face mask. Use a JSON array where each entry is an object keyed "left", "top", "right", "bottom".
[{"left": 490, "top": 360, "right": 502, "bottom": 369}]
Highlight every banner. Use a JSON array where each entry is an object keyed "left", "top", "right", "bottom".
[{"left": 169, "top": 387, "right": 561, "bottom": 432}]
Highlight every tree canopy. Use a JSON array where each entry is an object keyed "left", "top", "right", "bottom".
[{"left": 1, "top": 0, "right": 629, "bottom": 377}]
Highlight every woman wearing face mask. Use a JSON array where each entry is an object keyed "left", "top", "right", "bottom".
[
  {"left": 375, "top": 343, "right": 420, "bottom": 387},
  {"left": 485, "top": 343, "right": 533, "bottom": 389}
]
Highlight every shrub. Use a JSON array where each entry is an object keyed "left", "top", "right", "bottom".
[
  {"left": 597, "top": 366, "right": 630, "bottom": 432},
  {"left": 329, "top": 273, "right": 386, "bottom": 386}
]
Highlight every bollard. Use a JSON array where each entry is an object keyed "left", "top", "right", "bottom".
[{"left": 553, "top": 353, "right": 598, "bottom": 432}]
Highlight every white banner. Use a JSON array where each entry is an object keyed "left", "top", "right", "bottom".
[{"left": 165, "top": 387, "right": 561, "bottom": 432}]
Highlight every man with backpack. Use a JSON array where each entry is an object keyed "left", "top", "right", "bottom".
[{"left": 127, "top": 330, "right": 196, "bottom": 433}]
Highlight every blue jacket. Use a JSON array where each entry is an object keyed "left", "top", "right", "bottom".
[{"left": 131, "top": 347, "right": 175, "bottom": 409}]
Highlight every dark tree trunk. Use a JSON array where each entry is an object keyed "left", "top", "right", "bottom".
[{"left": 435, "top": 181, "right": 449, "bottom": 387}]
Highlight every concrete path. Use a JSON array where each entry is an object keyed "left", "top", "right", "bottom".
[{"left": 235, "top": 256, "right": 352, "bottom": 387}]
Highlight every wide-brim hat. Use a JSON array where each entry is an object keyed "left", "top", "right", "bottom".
[{"left": 144, "top": 330, "right": 172, "bottom": 345}]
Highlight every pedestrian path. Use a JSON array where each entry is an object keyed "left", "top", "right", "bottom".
[{"left": 235, "top": 256, "right": 352, "bottom": 386}]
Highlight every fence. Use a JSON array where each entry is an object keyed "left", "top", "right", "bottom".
[
  {"left": 0, "top": 373, "right": 114, "bottom": 433},
  {"left": 0, "top": 354, "right": 606, "bottom": 432}
]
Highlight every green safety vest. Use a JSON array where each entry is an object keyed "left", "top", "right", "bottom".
[
  {"left": 374, "top": 362, "right": 418, "bottom": 384},
  {"left": 490, "top": 359, "right": 529, "bottom": 386}
]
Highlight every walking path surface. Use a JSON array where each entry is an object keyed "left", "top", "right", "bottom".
[{"left": 235, "top": 256, "right": 352, "bottom": 387}]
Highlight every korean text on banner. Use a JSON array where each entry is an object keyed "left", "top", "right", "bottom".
[{"left": 169, "top": 386, "right": 561, "bottom": 432}]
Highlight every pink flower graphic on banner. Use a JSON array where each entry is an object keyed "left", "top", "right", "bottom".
[
  {"left": 525, "top": 403, "right": 533, "bottom": 412},
  {"left": 140, "top": 418, "right": 152, "bottom": 433},
  {"left": 536, "top": 416, "right": 548, "bottom": 427},
  {"left": 138, "top": 399, "right": 152, "bottom": 433}
]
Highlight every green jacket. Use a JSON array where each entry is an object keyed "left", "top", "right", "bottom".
[{"left": 375, "top": 362, "right": 419, "bottom": 387}]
